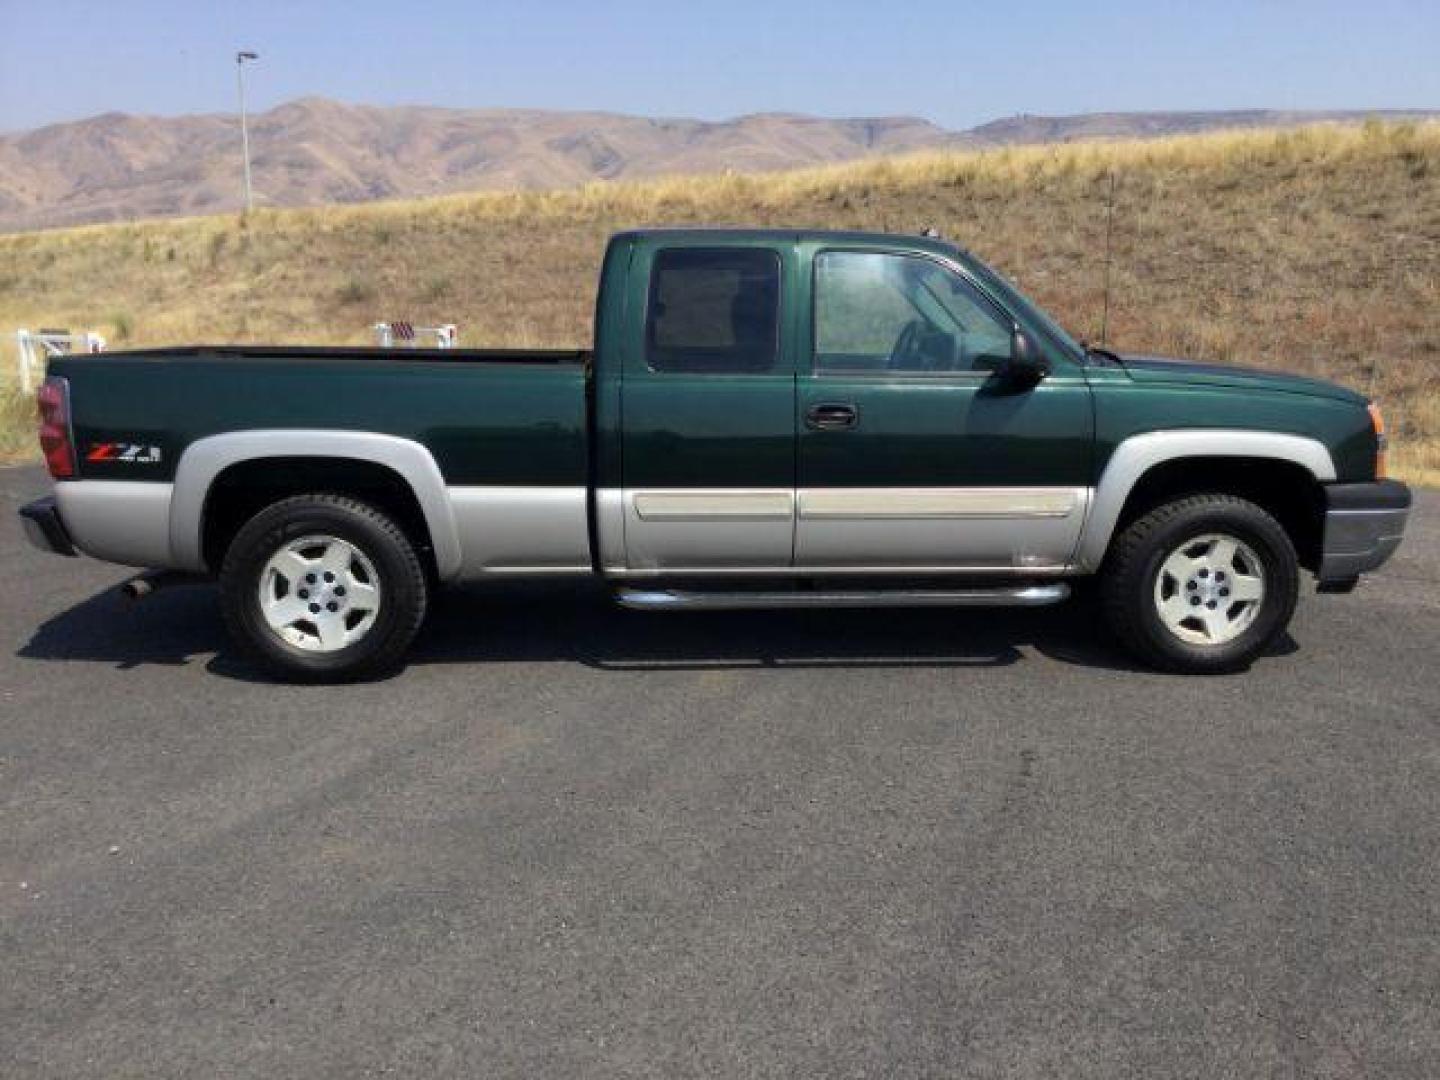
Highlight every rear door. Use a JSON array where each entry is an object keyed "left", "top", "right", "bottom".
[
  {"left": 795, "top": 244, "right": 1093, "bottom": 570},
  {"left": 618, "top": 239, "right": 800, "bottom": 571}
]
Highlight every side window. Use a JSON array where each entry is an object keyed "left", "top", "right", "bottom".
[
  {"left": 814, "top": 251, "right": 1013, "bottom": 374},
  {"left": 646, "top": 248, "right": 781, "bottom": 374}
]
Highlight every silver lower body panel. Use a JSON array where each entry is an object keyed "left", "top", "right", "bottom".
[
  {"left": 795, "top": 486, "right": 1089, "bottom": 569},
  {"left": 450, "top": 485, "right": 591, "bottom": 577},
  {"left": 603, "top": 485, "right": 1092, "bottom": 574}
]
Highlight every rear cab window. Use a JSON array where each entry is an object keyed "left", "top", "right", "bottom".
[{"left": 646, "top": 248, "right": 781, "bottom": 374}]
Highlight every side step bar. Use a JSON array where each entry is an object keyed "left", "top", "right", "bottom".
[{"left": 614, "top": 583, "right": 1070, "bottom": 611}]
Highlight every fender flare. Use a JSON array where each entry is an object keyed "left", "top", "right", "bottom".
[
  {"left": 170, "top": 430, "right": 463, "bottom": 580},
  {"left": 1074, "top": 429, "right": 1337, "bottom": 571}
]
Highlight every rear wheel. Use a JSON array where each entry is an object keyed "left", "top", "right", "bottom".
[
  {"left": 220, "top": 494, "right": 428, "bottom": 682},
  {"left": 1100, "top": 493, "right": 1299, "bottom": 674}
]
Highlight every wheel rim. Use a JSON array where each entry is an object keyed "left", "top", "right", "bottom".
[
  {"left": 257, "top": 535, "right": 382, "bottom": 653},
  {"left": 1153, "top": 532, "right": 1266, "bottom": 646}
]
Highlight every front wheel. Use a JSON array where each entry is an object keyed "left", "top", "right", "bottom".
[
  {"left": 1100, "top": 493, "right": 1299, "bottom": 674},
  {"left": 219, "top": 494, "right": 429, "bottom": 682}
]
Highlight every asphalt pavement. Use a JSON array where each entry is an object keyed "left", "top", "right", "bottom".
[{"left": 1, "top": 465, "right": 1436, "bottom": 1078}]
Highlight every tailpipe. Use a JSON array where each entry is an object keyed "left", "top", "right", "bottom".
[{"left": 118, "top": 570, "right": 201, "bottom": 601}]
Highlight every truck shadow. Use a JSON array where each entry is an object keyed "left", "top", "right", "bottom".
[{"left": 16, "top": 578, "right": 1297, "bottom": 679}]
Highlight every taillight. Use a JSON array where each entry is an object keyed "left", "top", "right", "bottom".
[
  {"left": 36, "top": 375, "right": 75, "bottom": 479},
  {"left": 1368, "top": 401, "right": 1388, "bottom": 480}
]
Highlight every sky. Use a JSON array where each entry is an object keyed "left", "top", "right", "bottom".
[{"left": 1, "top": 0, "right": 1437, "bottom": 133}]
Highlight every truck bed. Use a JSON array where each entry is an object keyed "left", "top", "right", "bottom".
[{"left": 50, "top": 344, "right": 592, "bottom": 487}]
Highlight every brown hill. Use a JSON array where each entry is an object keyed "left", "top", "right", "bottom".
[
  {"left": 0, "top": 99, "right": 962, "bottom": 231},
  {"left": 1, "top": 98, "right": 1435, "bottom": 232}
]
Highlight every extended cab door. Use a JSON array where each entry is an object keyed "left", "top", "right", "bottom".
[
  {"left": 794, "top": 243, "right": 1093, "bottom": 570},
  {"left": 614, "top": 238, "right": 800, "bottom": 571}
]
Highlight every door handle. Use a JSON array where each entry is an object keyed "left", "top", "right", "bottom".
[{"left": 805, "top": 402, "right": 859, "bottom": 430}]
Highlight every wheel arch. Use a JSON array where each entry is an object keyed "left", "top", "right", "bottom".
[
  {"left": 1077, "top": 430, "right": 1335, "bottom": 572},
  {"left": 171, "top": 431, "right": 462, "bottom": 580}
]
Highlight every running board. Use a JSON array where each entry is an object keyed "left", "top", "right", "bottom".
[{"left": 614, "top": 583, "right": 1071, "bottom": 611}]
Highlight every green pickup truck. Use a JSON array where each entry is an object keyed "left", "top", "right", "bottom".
[{"left": 20, "top": 229, "right": 1411, "bottom": 681}]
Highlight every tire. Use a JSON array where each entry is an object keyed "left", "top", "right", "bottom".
[
  {"left": 1100, "top": 493, "right": 1299, "bottom": 674},
  {"left": 219, "top": 493, "right": 429, "bottom": 682}
]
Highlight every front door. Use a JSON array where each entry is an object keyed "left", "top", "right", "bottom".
[
  {"left": 619, "top": 242, "right": 799, "bottom": 571},
  {"left": 795, "top": 247, "right": 1093, "bottom": 570}
]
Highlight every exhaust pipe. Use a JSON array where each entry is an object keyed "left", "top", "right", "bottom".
[{"left": 118, "top": 570, "right": 201, "bottom": 601}]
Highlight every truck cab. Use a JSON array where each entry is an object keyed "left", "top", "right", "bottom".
[{"left": 592, "top": 230, "right": 1090, "bottom": 576}]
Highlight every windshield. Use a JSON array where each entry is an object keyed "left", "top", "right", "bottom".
[{"left": 951, "top": 248, "right": 1087, "bottom": 363}]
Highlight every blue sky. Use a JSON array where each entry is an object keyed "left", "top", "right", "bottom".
[{"left": 1, "top": 0, "right": 1436, "bottom": 132}]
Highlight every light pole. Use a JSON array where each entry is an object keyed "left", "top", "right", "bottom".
[{"left": 235, "top": 50, "right": 259, "bottom": 212}]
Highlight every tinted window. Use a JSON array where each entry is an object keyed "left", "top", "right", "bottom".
[
  {"left": 647, "top": 248, "right": 781, "bottom": 374},
  {"left": 814, "top": 251, "right": 1012, "bottom": 374}
]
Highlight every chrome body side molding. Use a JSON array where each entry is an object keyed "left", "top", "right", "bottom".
[
  {"left": 54, "top": 480, "right": 175, "bottom": 568},
  {"left": 634, "top": 490, "right": 793, "bottom": 521},
  {"left": 171, "top": 430, "right": 463, "bottom": 579},
  {"left": 797, "top": 487, "right": 1083, "bottom": 520},
  {"left": 1075, "top": 429, "right": 1337, "bottom": 571}
]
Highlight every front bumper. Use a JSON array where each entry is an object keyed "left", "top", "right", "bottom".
[
  {"left": 1317, "top": 480, "right": 1410, "bottom": 582},
  {"left": 18, "top": 497, "right": 78, "bottom": 557}
]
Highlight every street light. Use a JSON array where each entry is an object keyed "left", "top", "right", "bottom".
[{"left": 236, "top": 50, "right": 259, "bottom": 212}]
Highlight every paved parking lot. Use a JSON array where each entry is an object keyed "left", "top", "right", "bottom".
[{"left": 2, "top": 465, "right": 1437, "bottom": 1078}]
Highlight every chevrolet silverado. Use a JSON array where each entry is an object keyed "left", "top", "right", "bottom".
[{"left": 19, "top": 229, "right": 1411, "bottom": 680}]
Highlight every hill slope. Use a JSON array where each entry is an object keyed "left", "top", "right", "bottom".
[
  {"left": 1, "top": 122, "right": 1437, "bottom": 481},
  {"left": 2, "top": 99, "right": 1435, "bottom": 231}
]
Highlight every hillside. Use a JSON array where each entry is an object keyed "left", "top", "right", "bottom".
[
  {"left": 1, "top": 122, "right": 1437, "bottom": 482},
  {"left": 2, "top": 99, "right": 1436, "bottom": 232}
]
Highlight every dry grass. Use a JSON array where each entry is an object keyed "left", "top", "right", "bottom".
[{"left": 2, "top": 121, "right": 1437, "bottom": 481}]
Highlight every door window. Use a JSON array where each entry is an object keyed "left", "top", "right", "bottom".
[
  {"left": 646, "top": 248, "right": 781, "bottom": 374},
  {"left": 813, "top": 251, "right": 1012, "bottom": 374}
]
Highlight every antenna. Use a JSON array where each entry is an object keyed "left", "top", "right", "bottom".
[{"left": 1099, "top": 169, "right": 1116, "bottom": 346}]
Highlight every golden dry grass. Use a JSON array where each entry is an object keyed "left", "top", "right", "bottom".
[{"left": 2, "top": 120, "right": 1437, "bottom": 480}]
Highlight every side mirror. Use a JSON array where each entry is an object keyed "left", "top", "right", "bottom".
[{"left": 1003, "top": 328, "right": 1050, "bottom": 386}]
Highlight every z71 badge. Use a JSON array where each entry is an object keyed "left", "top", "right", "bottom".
[{"left": 86, "top": 442, "right": 163, "bottom": 464}]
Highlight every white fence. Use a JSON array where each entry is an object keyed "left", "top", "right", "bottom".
[
  {"left": 373, "top": 322, "right": 458, "bottom": 349},
  {"left": 10, "top": 323, "right": 464, "bottom": 393},
  {"left": 14, "top": 329, "right": 107, "bottom": 393}
]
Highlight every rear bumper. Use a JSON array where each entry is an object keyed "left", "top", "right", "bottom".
[
  {"left": 18, "top": 496, "right": 78, "bottom": 557},
  {"left": 1317, "top": 480, "right": 1410, "bottom": 582}
]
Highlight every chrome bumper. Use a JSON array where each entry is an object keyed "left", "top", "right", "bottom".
[
  {"left": 18, "top": 496, "right": 78, "bottom": 557},
  {"left": 1317, "top": 480, "right": 1410, "bottom": 582}
]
